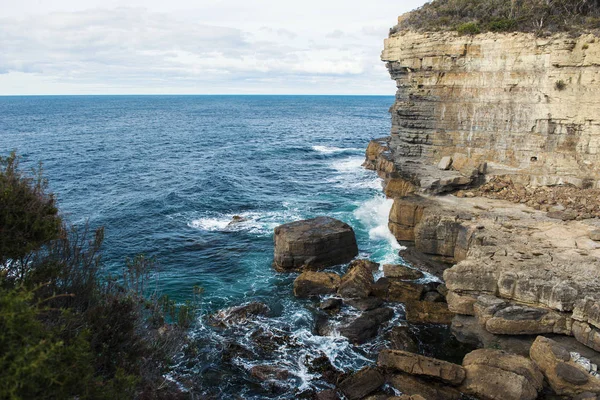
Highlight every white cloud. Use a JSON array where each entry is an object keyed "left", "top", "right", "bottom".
[{"left": 0, "top": 1, "right": 427, "bottom": 94}]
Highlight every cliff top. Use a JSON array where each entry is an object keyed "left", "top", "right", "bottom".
[{"left": 396, "top": 0, "right": 600, "bottom": 36}]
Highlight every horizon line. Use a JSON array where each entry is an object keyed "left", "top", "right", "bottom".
[{"left": 0, "top": 93, "right": 395, "bottom": 97}]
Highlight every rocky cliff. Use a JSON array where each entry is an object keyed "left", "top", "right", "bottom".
[
  {"left": 380, "top": 29, "right": 600, "bottom": 189},
  {"left": 363, "top": 26, "right": 600, "bottom": 396}
]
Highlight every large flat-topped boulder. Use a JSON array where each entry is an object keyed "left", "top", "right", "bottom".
[{"left": 273, "top": 217, "right": 358, "bottom": 271}]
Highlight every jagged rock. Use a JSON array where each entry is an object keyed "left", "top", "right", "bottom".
[
  {"left": 387, "top": 326, "right": 419, "bottom": 352},
  {"left": 338, "top": 308, "right": 394, "bottom": 344},
  {"left": 405, "top": 300, "right": 454, "bottom": 324},
  {"left": 208, "top": 302, "right": 270, "bottom": 327},
  {"left": 387, "top": 280, "right": 424, "bottom": 303},
  {"left": 383, "top": 264, "right": 424, "bottom": 280},
  {"left": 385, "top": 178, "right": 417, "bottom": 198},
  {"left": 320, "top": 298, "right": 343, "bottom": 311},
  {"left": 345, "top": 297, "right": 384, "bottom": 311},
  {"left": 530, "top": 336, "right": 600, "bottom": 396},
  {"left": 438, "top": 156, "right": 453, "bottom": 171},
  {"left": 378, "top": 349, "right": 466, "bottom": 385},
  {"left": 461, "top": 349, "right": 543, "bottom": 400},
  {"left": 338, "top": 367, "right": 385, "bottom": 400},
  {"left": 387, "top": 373, "right": 462, "bottom": 400},
  {"left": 273, "top": 217, "right": 358, "bottom": 271},
  {"left": 293, "top": 271, "right": 341, "bottom": 298},
  {"left": 306, "top": 353, "right": 342, "bottom": 385},
  {"left": 338, "top": 260, "right": 374, "bottom": 299},
  {"left": 249, "top": 365, "right": 289, "bottom": 381}
]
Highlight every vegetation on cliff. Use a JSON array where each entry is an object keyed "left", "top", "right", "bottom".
[
  {"left": 397, "top": 0, "right": 600, "bottom": 35},
  {"left": 0, "top": 152, "right": 194, "bottom": 399}
]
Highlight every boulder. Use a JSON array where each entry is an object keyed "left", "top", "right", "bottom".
[
  {"left": 461, "top": 348, "right": 543, "bottom": 400},
  {"left": 530, "top": 336, "right": 600, "bottom": 396},
  {"left": 293, "top": 271, "right": 341, "bottom": 298},
  {"left": 590, "top": 230, "right": 600, "bottom": 242},
  {"left": 338, "top": 367, "right": 385, "bottom": 400},
  {"left": 387, "top": 373, "right": 462, "bottom": 400},
  {"left": 378, "top": 349, "right": 466, "bottom": 385},
  {"left": 339, "top": 307, "right": 394, "bottom": 344},
  {"left": 383, "top": 264, "right": 424, "bottom": 280},
  {"left": 405, "top": 300, "right": 454, "bottom": 324},
  {"left": 387, "top": 280, "right": 425, "bottom": 303},
  {"left": 338, "top": 260, "right": 374, "bottom": 299},
  {"left": 208, "top": 302, "right": 270, "bottom": 327},
  {"left": 273, "top": 217, "right": 358, "bottom": 271},
  {"left": 249, "top": 365, "right": 289, "bottom": 381}
]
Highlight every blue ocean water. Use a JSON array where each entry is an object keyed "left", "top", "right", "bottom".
[{"left": 0, "top": 95, "right": 407, "bottom": 397}]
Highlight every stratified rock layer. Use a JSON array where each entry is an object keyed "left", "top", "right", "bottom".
[{"left": 382, "top": 30, "right": 600, "bottom": 189}]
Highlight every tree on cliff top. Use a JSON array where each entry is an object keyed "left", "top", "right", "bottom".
[{"left": 396, "top": 0, "right": 600, "bottom": 35}]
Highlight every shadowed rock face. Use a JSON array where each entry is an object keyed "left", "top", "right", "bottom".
[{"left": 273, "top": 217, "right": 358, "bottom": 271}]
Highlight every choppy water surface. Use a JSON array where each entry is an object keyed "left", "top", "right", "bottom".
[{"left": 1, "top": 95, "right": 414, "bottom": 398}]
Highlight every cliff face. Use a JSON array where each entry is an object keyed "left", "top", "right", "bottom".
[{"left": 382, "top": 30, "right": 600, "bottom": 188}]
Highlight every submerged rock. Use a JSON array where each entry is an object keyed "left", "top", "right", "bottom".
[
  {"left": 208, "top": 302, "right": 270, "bottom": 327},
  {"left": 273, "top": 217, "right": 358, "bottom": 271},
  {"left": 249, "top": 365, "right": 290, "bottom": 381}
]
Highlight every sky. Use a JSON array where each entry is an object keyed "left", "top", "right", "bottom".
[{"left": 0, "top": 0, "right": 427, "bottom": 95}]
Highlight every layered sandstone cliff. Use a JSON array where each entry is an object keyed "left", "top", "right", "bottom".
[
  {"left": 381, "top": 30, "right": 600, "bottom": 189},
  {"left": 366, "top": 27, "right": 600, "bottom": 379}
]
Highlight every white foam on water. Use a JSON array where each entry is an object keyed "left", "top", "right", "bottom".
[
  {"left": 354, "top": 195, "right": 405, "bottom": 253},
  {"left": 188, "top": 209, "right": 303, "bottom": 235},
  {"left": 331, "top": 156, "right": 365, "bottom": 173},
  {"left": 312, "top": 145, "right": 360, "bottom": 154}
]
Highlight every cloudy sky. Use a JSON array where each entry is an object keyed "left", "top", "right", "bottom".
[{"left": 1, "top": 0, "right": 427, "bottom": 95}]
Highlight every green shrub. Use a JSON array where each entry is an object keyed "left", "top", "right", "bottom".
[
  {"left": 398, "top": 0, "right": 600, "bottom": 35},
  {"left": 555, "top": 80, "right": 567, "bottom": 90},
  {"left": 0, "top": 152, "right": 194, "bottom": 399},
  {"left": 457, "top": 22, "right": 481, "bottom": 35},
  {"left": 487, "top": 18, "right": 517, "bottom": 32}
]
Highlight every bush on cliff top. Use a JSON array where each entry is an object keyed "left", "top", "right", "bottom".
[
  {"left": 0, "top": 151, "right": 193, "bottom": 399},
  {"left": 397, "top": 0, "right": 600, "bottom": 35}
]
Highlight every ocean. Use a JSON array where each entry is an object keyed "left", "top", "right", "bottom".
[{"left": 1, "top": 95, "right": 416, "bottom": 398}]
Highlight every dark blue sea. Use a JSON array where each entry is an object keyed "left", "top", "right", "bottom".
[{"left": 0, "top": 95, "right": 417, "bottom": 398}]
